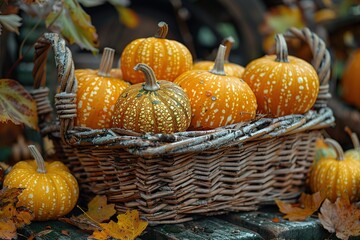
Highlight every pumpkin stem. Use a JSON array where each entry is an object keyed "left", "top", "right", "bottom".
[
  {"left": 134, "top": 63, "right": 161, "bottom": 91},
  {"left": 98, "top": 47, "right": 115, "bottom": 77},
  {"left": 324, "top": 138, "right": 345, "bottom": 161},
  {"left": 345, "top": 126, "right": 360, "bottom": 149},
  {"left": 275, "top": 34, "right": 289, "bottom": 63},
  {"left": 28, "top": 145, "right": 46, "bottom": 173},
  {"left": 221, "top": 36, "right": 234, "bottom": 63},
  {"left": 155, "top": 21, "right": 168, "bottom": 39},
  {"left": 209, "top": 44, "right": 226, "bottom": 76}
]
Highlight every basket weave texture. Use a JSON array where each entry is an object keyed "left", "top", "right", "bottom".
[{"left": 30, "top": 27, "right": 334, "bottom": 224}]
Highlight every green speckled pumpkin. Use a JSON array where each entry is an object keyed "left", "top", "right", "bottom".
[{"left": 112, "top": 63, "right": 191, "bottom": 133}]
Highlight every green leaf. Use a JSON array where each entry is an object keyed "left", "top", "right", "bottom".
[
  {"left": 0, "top": 79, "right": 38, "bottom": 130},
  {"left": 46, "top": 0, "right": 99, "bottom": 53}
]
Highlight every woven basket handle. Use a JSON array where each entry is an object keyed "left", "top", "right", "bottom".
[
  {"left": 284, "top": 27, "right": 331, "bottom": 108},
  {"left": 32, "top": 32, "right": 77, "bottom": 143}
]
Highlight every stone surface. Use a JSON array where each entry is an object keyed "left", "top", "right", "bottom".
[
  {"left": 220, "top": 207, "right": 335, "bottom": 240},
  {"left": 141, "top": 217, "right": 263, "bottom": 240}
]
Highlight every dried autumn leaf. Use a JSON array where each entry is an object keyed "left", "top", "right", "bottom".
[
  {"left": 0, "top": 188, "right": 34, "bottom": 239},
  {"left": 60, "top": 195, "right": 116, "bottom": 231},
  {"left": 275, "top": 192, "right": 325, "bottom": 221},
  {"left": 319, "top": 196, "right": 360, "bottom": 240},
  {"left": 91, "top": 210, "right": 148, "bottom": 240},
  {"left": 0, "top": 220, "right": 17, "bottom": 240},
  {"left": 0, "top": 79, "right": 38, "bottom": 130},
  {"left": 46, "top": 0, "right": 99, "bottom": 53}
]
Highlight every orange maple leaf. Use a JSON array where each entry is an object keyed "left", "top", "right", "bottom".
[
  {"left": 275, "top": 192, "right": 326, "bottom": 221},
  {"left": 91, "top": 210, "right": 148, "bottom": 240},
  {"left": 319, "top": 195, "right": 360, "bottom": 240}
]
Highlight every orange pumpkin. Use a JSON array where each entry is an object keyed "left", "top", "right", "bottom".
[
  {"left": 174, "top": 44, "right": 257, "bottom": 130},
  {"left": 112, "top": 63, "right": 191, "bottom": 134},
  {"left": 341, "top": 49, "right": 360, "bottom": 109},
  {"left": 4, "top": 145, "right": 79, "bottom": 221},
  {"left": 76, "top": 48, "right": 130, "bottom": 129},
  {"left": 308, "top": 138, "right": 360, "bottom": 202},
  {"left": 193, "top": 36, "right": 245, "bottom": 78},
  {"left": 242, "top": 33, "right": 319, "bottom": 117},
  {"left": 120, "top": 21, "right": 193, "bottom": 84}
]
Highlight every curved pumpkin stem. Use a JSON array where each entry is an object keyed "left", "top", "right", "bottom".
[
  {"left": 28, "top": 145, "right": 46, "bottom": 173},
  {"left": 345, "top": 126, "right": 360, "bottom": 149},
  {"left": 275, "top": 34, "right": 289, "bottom": 63},
  {"left": 134, "top": 63, "right": 161, "bottom": 91},
  {"left": 221, "top": 36, "right": 234, "bottom": 63},
  {"left": 324, "top": 138, "right": 344, "bottom": 161},
  {"left": 210, "top": 44, "right": 226, "bottom": 76},
  {"left": 155, "top": 21, "right": 168, "bottom": 39},
  {"left": 98, "top": 47, "right": 115, "bottom": 77}
]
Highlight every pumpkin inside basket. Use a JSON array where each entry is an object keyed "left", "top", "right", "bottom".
[{"left": 30, "top": 27, "right": 334, "bottom": 224}]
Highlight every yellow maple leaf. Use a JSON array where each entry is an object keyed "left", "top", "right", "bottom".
[
  {"left": 86, "top": 195, "right": 116, "bottom": 223},
  {"left": 91, "top": 210, "right": 148, "bottom": 240}
]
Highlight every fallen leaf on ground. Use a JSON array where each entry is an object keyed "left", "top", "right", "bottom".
[
  {"left": 90, "top": 210, "right": 148, "bottom": 240},
  {"left": 319, "top": 195, "right": 360, "bottom": 240},
  {"left": 275, "top": 191, "right": 325, "bottom": 221},
  {"left": 60, "top": 195, "right": 116, "bottom": 231},
  {"left": 0, "top": 188, "right": 34, "bottom": 239}
]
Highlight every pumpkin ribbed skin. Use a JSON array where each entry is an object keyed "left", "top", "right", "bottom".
[
  {"left": 174, "top": 45, "right": 257, "bottom": 130},
  {"left": 120, "top": 22, "right": 193, "bottom": 84},
  {"left": 341, "top": 49, "right": 360, "bottom": 109},
  {"left": 76, "top": 48, "right": 130, "bottom": 129},
  {"left": 112, "top": 63, "right": 191, "bottom": 134},
  {"left": 3, "top": 146, "right": 79, "bottom": 221},
  {"left": 308, "top": 139, "right": 360, "bottom": 202},
  {"left": 242, "top": 34, "right": 319, "bottom": 117}
]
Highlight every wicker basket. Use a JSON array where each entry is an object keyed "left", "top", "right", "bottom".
[{"left": 30, "top": 27, "right": 334, "bottom": 224}]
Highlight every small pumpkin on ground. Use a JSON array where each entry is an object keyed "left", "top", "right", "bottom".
[
  {"left": 341, "top": 49, "right": 360, "bottom": 109},
  {"left": 112, "top": 63, "right": 191, "bottom": 134},
  {"left": 242, "top": 33, "right": 319, "bottom": 117},
  {"left": 174, "top": 44, "right": 257, "bottom": 130},
  {"left": 193, "top": 36, "right": 245, "bottom": 78},
  {"left": 3, "top": 145, "right": 79, "bottom": 221},
  {"left": 76, "top": 47, "right": 130, "bottom": 129},
  {"left": 120, "top": 21, "right": 193, "bottom": 84},
  {"left": 308, "top": 138, "right": 360, "bottom": 202}
]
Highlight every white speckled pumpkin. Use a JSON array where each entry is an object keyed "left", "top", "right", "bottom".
[
  {"left": 308, "top": 138, "right": 360, "bottom": 202},
  {"left": 174, "top": 44, "right": 257, "bottom": 130},
  {"left": 120, "top": 21, "right": 193, "bottom": 84},
  {"left": 76, "top": 48, "right": 130, "bottom": 129},
  {"left": 242, "top": 33, "right": 319, "bottom": 117},
  {"left": 112, "top": 63, "right": 191, "bottom": 134},
  {"left": 3, "top": 145, "right": 79, "bottom": 221}
]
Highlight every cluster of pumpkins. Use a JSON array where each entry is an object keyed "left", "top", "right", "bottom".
[
  {"left": 2, "top": 22, "right": 336, "bottom": 223},
  {"left": 75, "top": 21, "right": 320, "bottom": 134}
]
